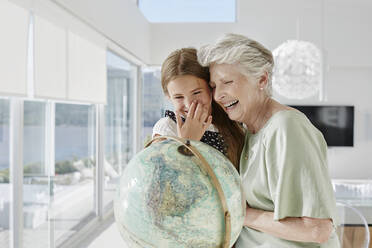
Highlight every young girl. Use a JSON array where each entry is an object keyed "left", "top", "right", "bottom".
[{"left": 152, "top": 48, "right": 245, "bottom": 169}]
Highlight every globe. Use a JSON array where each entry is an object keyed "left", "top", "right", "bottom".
[{"left": 114, "top": 136, "right": 245, "bottom": 248}]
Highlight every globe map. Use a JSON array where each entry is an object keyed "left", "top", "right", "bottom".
[{"left": 114, "top": 138, "right": 245, "bottom": 248}]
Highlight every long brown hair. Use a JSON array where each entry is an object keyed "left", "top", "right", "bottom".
[{"left": 161, "top": 48, "right": 245, "bottom": 170}]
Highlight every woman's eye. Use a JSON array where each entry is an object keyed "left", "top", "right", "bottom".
[
  {"left": 193, "top": 91, "right": 201, "bottom": 95},
  {"left": 224, "top": 81, "right": 233, "bottom": 84},
  {"left": 174, "top": 96, "right": 183, "bottom": 99}
]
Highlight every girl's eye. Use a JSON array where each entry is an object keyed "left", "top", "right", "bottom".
[
  {"left": 174, "top": 96, "right": 183, "bottom": 99},
  {"left": 193, "top": 91, "right": 201, "bottom": 95},
  {"left": 224, "top": 81, "right": 233, "bottom": 84}
]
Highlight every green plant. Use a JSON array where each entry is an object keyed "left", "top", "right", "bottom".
[
  {"left": 83, "top": 157, "right": 95, "bottom": 168},
  {"left": 24, "top": 162, "right": 43, "bottom": 174},
  {"left": 55, "top": 160, "right": 78, "bottom": 174},
  {"left": 0, "top": 168, "right": 10, "bottom": 183}
]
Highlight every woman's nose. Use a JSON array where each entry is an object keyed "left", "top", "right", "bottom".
[{"left": 213, "top": 86, "right": 224, "bottom": 102}]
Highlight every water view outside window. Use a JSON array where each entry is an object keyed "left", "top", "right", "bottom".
[
  {"left": 53, "top": 103, "right": 96, "bottom": 246},
  {"left": 23, "top": 101, "right": 49, "bottom": 248},
  {"left": 104, "top": 51, "right": 135, "bottom": 210},
  {"left": 138, "top": 0, "right": 236, "bottom": 23},
  {"left": 141, "top": 67, "right": 171, "bottom": 146},
  {"left": 0, "top": 99, "right": 10, "bottom": 248}
]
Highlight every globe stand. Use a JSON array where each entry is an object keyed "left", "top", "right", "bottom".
[{"left": 145, "top": 135, "right": 232, "bottom": 248}]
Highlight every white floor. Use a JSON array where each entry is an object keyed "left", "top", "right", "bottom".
[{"left": 87, "top": 222, "right": 128, "bottom": 248}]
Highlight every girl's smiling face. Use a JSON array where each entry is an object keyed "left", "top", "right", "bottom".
[{"left": 167, "top": 75, "right": 212, "bottom": 117}]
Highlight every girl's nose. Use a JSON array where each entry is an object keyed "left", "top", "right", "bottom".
[{"left": 185, "top": 97, "right": 196, "bottom": 109}]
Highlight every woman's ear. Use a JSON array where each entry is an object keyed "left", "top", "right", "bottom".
[{"left": 258, "top": 71, "right": 268, "bottom": 89}]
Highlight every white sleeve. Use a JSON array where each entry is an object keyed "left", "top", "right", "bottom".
[{"left": 152, "top": 117, "right": 178, "bottom": 138}]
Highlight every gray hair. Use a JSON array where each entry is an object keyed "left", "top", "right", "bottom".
[{"left": 197, "top": 33, "right": 274, "bottom": 96}]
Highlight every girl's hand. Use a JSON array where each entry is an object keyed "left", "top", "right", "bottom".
[{"left": 175, "top": 101, "right": 212, "bottom": 141}]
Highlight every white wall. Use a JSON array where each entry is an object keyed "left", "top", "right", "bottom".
[
  {"left": 53, "top": 0, "right": 151, "bottom": 64},
  {"left": 150, "top": 0, "right": 324, "bottom": 64},
  {"left": 326, "top": 67, "right": 372, "bottom": 179},
  {"left": 149, "top": 0, "right": 372, "bottom": 66},
  {"left": 11, "top": 0, "right": 150, "bottom": 64}
]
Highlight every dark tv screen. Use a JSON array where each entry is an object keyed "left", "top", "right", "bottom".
[{"left": 289, "top": 105, "right": 354, "bottom": 147}]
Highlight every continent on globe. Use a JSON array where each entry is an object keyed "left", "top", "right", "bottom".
[{"left": 147, "top": 154, "right": 209, "bottom": 225}]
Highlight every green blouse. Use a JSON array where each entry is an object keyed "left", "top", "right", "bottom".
[{"left": 236, "top": 110, "right": 340, "bottom": 248}]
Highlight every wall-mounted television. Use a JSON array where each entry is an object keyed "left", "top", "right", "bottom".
[{"left": 289, "top": 105, "right": 354, "bottom": 147}]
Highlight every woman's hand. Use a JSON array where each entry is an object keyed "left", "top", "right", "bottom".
[
  {"left": 175, "top": 101, "right": 212, "bottom": 141},
  {"left": 243, "top": 205, "right": 333, "bottom": 244}
]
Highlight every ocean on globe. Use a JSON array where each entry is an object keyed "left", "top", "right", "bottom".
[{"left": 114, "top": 137, "right": 245, "bottom": 248}]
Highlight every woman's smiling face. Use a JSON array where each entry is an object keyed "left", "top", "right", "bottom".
[
  {"left": 209, "top": 63, "right": 261, "bottom": 124},
  {"left": 166, "top": 75, "right": 212, "bottom": 117}
]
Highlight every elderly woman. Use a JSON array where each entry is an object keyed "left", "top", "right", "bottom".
[{"left": 198, "top": 34, "right": 340, "bottom": 247}]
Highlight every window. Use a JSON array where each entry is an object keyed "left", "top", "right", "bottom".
[
  {"left": 23, "top": 101, "right": 49, "bottom": 248},
  {"left": 53, "top": 103, "right": 96, "bottom": 245},
  {"left": 23, "top": 101, "right": 46, "bottom": 175},
  {"left": 104, "top": 51, "right": 136, "bottom": 209},
  {"left": 141, "top": 67, "right": 171, "bottom": 146},
  {"left": 0, "top": 98, "right": 10, "bottom": 248},
  {"left": 138, "top": 0, "right": 236, "bottom": 23}
]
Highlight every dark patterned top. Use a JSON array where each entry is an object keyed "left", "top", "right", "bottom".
[{"left": 165, "top": 110, "right": 227, "bottom": 155}]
